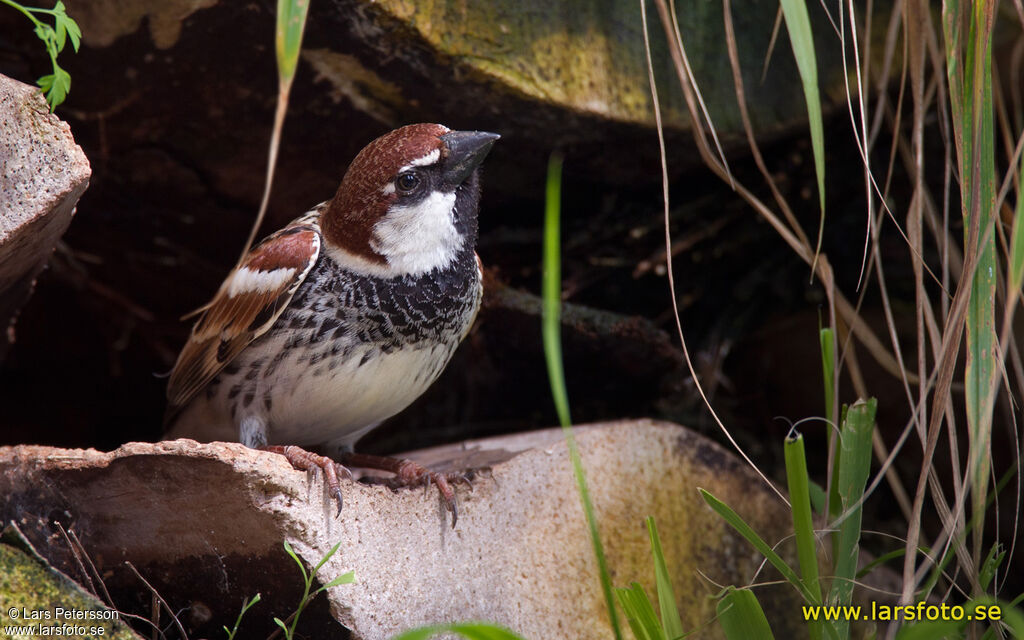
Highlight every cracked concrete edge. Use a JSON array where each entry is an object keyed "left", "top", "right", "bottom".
[
  {"left": 0, "top": 73, "right": 91, "bottom": 358},
  {"left": 0, "top": 420, "right": 803, "bottom": 639}
]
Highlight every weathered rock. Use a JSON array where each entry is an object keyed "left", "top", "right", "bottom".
[
  {"left": 0, "top": 74, "right": 91, "bottom": 362},
  {"left": 0, "top": 526, "right": 141, "bottom": 639},
  {"left": 60, "top": 0, "right": 846, "bottom": 142},
  {"left": 1, "top": 420, "right": 809, "bottom": 639}
]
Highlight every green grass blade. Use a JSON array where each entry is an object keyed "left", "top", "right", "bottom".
[
  {"left": 919, "top": 463, "right": 1018, "bottom": 599},
  {"left": 977, "top": 543, "right": 1004, "bottom": 592},
  {"left": 542, "top": 152, "right": 571, "bottom": 428},
  {"left": 819, "top": 326, "right": 840, "bottom": 557},
  {"left": 716, "top": 587, "right": 775, "bottom": 640},
  {"left": 542, "top": 152, "right": 621, "bottom": 639},
  {"left": 276, "top": 0, "right": 310, "bottom": 83},
  {"left": 856, "top": 548, "right": 905, "bottom": 579},
  {"left": 646, "top": 518, "right": 683, "bottom": 639},
  {"left": 389, "top": 622, "right": 527, "bottom": 640},
  {"left": 615, "top": 586, "right": 650, "bottom": 640},
  {"left": 947, "top": 0, "right": 998, "bottom": 566},
  {"left": 699, "top": 489, "right": 815, "bottom": 604},
  {"left": 828, "top": 398, "right": 876, "bottom": 640},
  {"left": 819, "top": 328, "right": 835, "bottom": 429},
  {"left": 1010, "top": 151, "right": 1024, "bottom": 293},
  {"left": 616, "top": 583, "right": 666, "bottom": 640},
  {"left": 893, "top": 621, "right": 962, "bottom": 640},
  {"left": 223, "top": 593, "right": 260, "bottom": 640},
  {"left": 783, "top": 433, "right": 824, "bottom": 640},
  {"left": 779, "top": 0, "right": 825, "bottom": 250}
]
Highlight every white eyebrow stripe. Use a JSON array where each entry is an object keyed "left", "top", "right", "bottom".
[{"left": 399, "top": 148, "right": 440, "bottom": 172}]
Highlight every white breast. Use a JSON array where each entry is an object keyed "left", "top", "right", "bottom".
[{"left": 261, "top": 338, "right": 457, "bottom": 448}]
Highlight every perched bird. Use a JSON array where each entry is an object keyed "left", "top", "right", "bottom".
[{"left": 165, "top": 123, "right": 499, "bottom": 524}]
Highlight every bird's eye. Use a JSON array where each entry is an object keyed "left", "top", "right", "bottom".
[{"left": 395, "top": 172, "right": 420, "bottom": 194}]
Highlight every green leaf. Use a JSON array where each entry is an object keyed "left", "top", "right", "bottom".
[
  {"left": 34, "top": 22, "right": 59, "bottom": 59},
  {"left": 783, "top": 433, "right": 823, "bottom": 640},
  {"left": 646, "top": 518, "right": 683, "bottom": 639},
  {"left": 64, "top": 14, "right": 81, "bottom": 52},
  {"left": 319, "top": 570, "right": 356, "bottom": 590},
  {"left": 977, "top": 542, "right": 1004, "bottom": 591},
  {"left": 389, "top": 622, "right": 527, "bottom": 640},
  {"left": 828, "top": 398, "right": 876, "bottom": 640},
  {"left": 37, "top": 73, "right": 55, "bottom": 93},
  {"left": 807, "top": 481, "right": 826, "bottom": 515},
  {"left": 540, "top": 151, "right": 620, "bottom": 638},
  {"left": 698, "top": 489, "right": 815, "bottom": 604},
  {"left": 224, "top": 593, "right": 261, "bottom": 640},
  {"left": 1010, "top": 147, "right": 1024, "bottom": 294},
  {"left": 779, "top": 0, "right": 825, "bottom": 254},
  {"left": 894, "top": 621, "right": 961, "bottom": 640},
  {"left": 275, "top": 0, "right": 311, "bottom": 83},
  {"left": 716, "top": 588, "right": 775, "bottom": 640},
  {"left": 542, "top": 152, "right": 571, "bottom": 428},
  {"left": 37, "top": 68, "right": 68, "bottom": 111},
  {"left": 54, "top": 14, "right": 66, "bottom": 52},
  {"left": 615, "top": 583, "right": 666, "bottom": 640},
  {"left": 818, "top": 328, "right": 835, "bottom": 425},
  {"left": 314, "top": 540, "right": 343, "bottom": 573},
  {"left": 856, "top": 548, "right": 905, "bottom": 579},
  {"left": 55, "top": 66, "right": 70, "bottom": 93},
  {"left": 282, "top": 539, "right": 308, "bottom": 584}
]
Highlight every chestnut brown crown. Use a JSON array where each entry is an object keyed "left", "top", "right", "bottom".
[{"left": 321, "top": 123, "right": 499, "bottom": 271}]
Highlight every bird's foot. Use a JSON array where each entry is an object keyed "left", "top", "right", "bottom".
[
  {"left": 340, "top": 452, "right": 473, "bottom": 528},
  {"left": 263, "top": 445, "right": 350, "bottom": 515}
]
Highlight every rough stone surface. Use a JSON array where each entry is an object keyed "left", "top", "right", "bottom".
[
  {"left": 0, "top": 74, "right": 91, "bottom": 360},
  {"left": 60, "top": 0, "right": 845, "bottom": 139},
  {"left": 1, "top": 420, "right": 814, "bottom": 639}
]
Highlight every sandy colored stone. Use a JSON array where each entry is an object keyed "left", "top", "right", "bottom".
[
  {"left": 69, "top": 0, "right": 217, "bottom": 49},
  {"left": 0, "top": 421, "right": 818, "bottom": 639},
  {"left": 0, "top": 74, "right": 91, "bottom": 359}
]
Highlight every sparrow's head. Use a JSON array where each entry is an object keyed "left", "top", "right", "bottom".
[{"left": 323, "top": 123, "right": 499, "bottom": 277}]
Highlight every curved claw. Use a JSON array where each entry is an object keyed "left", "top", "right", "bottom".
[
  {"left": 447, "top": 472, "right": 475, "bottom": 491},
  {"left": 339, "top": 453, "right": 476, "bottom": 528},
  {"left": 264, "top": 445, "right": 346, "bottom": 516},
  {"left": 424, "top": 472, "right": 459, "bottom": 528}
]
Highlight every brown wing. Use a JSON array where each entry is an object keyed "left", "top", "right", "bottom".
[{"left": 166, "top": 214, "right": 322, "bottom": 412}]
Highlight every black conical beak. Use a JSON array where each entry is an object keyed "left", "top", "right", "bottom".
[{"left": 440, "top": 130, "right": 500, "bottom": 187}]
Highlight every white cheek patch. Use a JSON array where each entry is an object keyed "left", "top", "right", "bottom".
[
  {"left": 371, "top": 191, "right": 462, "bottom": 276},
  {"left": 399, "top": 148, "right": 440, "bottom": 172},
  {"left": 227, "top": 266, "right": 297, "bottom": 296}
]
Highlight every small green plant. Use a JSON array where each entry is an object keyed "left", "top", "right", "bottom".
[
  {"left": 273, "top": 539, "right": 354, "bottom": 640},
  {"left": 1, "top": 0, "right": 80, "bottom": 110},
  {"left": 223, "top": 593, "right": 261, "bottom": 640},
  {"left": 614, "top": 518, "right": 684, "bottom": 640},
  {"left": 698, "top": 399, "right": 876, "bottom": 640},
  {"left": 218, "top": 541, "right": 352, "bottom": 639}
]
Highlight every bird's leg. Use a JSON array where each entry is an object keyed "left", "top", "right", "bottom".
[
  {"left": 339, "top": 452, "right": 472, "bottom": 528},
  {"left": 263, "top": 445, "right": 348, "bottom": 515}
]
